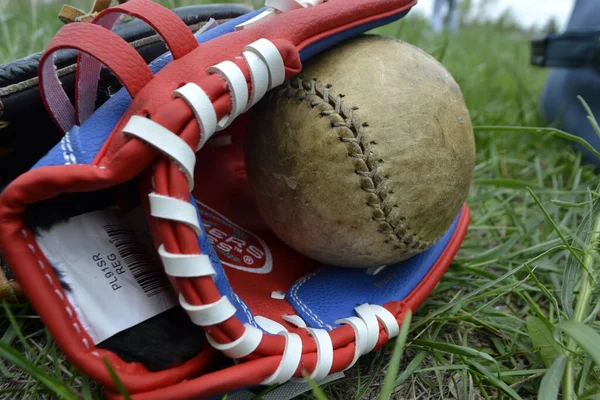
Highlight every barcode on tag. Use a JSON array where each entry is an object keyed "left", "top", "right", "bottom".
[
  {"left": 104, "top": 224, "right": 170, "bottom": 298},
  {"left": 35, "top": 208, "right": 177, "bottom": 344}
]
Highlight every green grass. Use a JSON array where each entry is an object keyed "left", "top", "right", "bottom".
[{"left": 1, "top": 1, "right": 600, "bottom": 399}]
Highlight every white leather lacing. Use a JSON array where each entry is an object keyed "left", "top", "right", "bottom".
[
  {"left": 256, "top": 304, "right": 401, "bottom": 383},
  {"left": 173, "top": 83, "right": 217, "bottom": 151},
  {"left": 335, "top": 304, "right": 401, "bottom": 371},
  {"left": 147, "top": 193, "right": 202, "bottom": 234},
  {"left": 123, "top": 36, "right": 285, "bottom": 163},
  {"left": 306, "top": 328, "right": 333, "bottom": 381},
  {"left": 261, "top": 332, "right": 303, "bottom": 385},
  {"left": 124, "top": 117, "right": 197, "bottom": 190},
  {"left": 235, "top": 0, "right": 328, "bottom": 30},
  {"left": 158, "top": 244, "right": 215, "bottom": 278}
]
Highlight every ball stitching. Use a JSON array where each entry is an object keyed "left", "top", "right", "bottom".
[{"left": 274, "top": 77, "right": 431, "bottom": 252}]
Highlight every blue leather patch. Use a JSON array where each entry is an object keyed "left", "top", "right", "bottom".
[
  {"left": 192, "top": 197, "right": 256, "bottom": 326},
  {"left": 286, "top": 209, "right": 462, "bottom": 330},
  {"left": 32, "top": 8, "right": 265, "bottom": 170}
]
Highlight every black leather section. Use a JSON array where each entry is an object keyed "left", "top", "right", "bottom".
[
  {"left": 0, "top": 4, "right": 251, "bottom": 186},
  {"left": 0, "top": 4, "right": 252, "bottom": 87}
]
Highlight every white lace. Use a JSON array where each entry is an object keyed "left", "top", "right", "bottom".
[
  {"left": 235, "top": 0, "right": 327, "bottom": 30},
  {"left": 124, "top": 37, "right": 285, "bottom": 168},
  {"left": 254, "top": 304, "right": 400, "bottom": 383}
]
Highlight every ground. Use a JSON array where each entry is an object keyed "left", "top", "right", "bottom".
[{"left": 0, "top": 0, "right": 599, "bottom": 399}]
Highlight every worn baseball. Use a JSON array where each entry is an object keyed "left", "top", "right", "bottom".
[{"left": 244, "top": 35, "right": 475, "bottom": 268}]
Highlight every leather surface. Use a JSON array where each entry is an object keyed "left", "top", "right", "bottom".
[
  {"left": 31, "top": 9, "right": 266, "bottom": 169},
  {"left": 192, "top": 198, "right": 254, "bottom": 326},
  {"left": 287, "top": 209, "right": 462, "bottom": 330}
]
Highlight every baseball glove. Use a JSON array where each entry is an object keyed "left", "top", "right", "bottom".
[{"left": 0, "top": 0, "right": 470, "bottom": 398}]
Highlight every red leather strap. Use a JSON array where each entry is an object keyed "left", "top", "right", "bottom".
[
  {"left": 75, "top": 0, "right": 198, "bottom": 125},
  {"left": 93, "top": 0, "right": 198, "bottom": 59},
  {"left": 39, "top": 22, "right": 154, "bottom": 133}
]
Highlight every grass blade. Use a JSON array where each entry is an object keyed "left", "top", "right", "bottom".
[
  {"left": 394, "top": 351, "right": 426, "bottom": 386},
  {"left": 526, "top": 317, "right": 564, "bottom": 368},
  {"left": 577, "top": 96, "right": 600, "bottom": 141},
  {"left": 302, "top": 371, "right": 329, "bottom": 400},
  {"left": 378, "top": 310, "right": 412, "bottom": 400},
  {"left": 103, "top": 358, "right": 131, "bottom": 400},
  {"left": 81, "top": 375, "right": 94, "bottom": 400},
  {"left": 475, "top": 125, "right": 600, "bottom": 159},
  {"left": 412, "top": 339, "right": 496, "bottom": 364},
  {"left": 467, "top": 360, "right": 522, "bottom": 400},
  {"left": 0, "top": 340, "right": 77, "bottom": 399},
  {"left": 1, "top": 302, "right": 33, "bottom": 354},
  {"left": 527, "top": 188, "right": 586, "bottom": 269},
  {"left": 559, "top": 322, "right": 600, "bottom": 366},
  {"left": 538, "top": 355, "right": 566, "bottom": 400}
]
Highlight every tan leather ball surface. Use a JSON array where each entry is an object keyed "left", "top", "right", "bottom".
[{"left": 244, "top": 35, "right": 475, "bottom": 268}]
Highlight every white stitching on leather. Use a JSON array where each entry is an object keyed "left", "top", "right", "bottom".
[
  {"left": 244, "top": 39, "right": 286, "bottom": 90},
  {"left": 60, "top": 138, "right": 70, "bottom": 165},
  {"left": 334, "top": 316, "right": 368, "bottom": 370},
  {"left": 370, "top": 305, "right": 400, "bottom": 338},
  {"left": 64, "top": 132, "right": 77, "bottom": 164},
  {"left": 173, "top": 83, "right": 218, "bottom": 150},
  {"left": 179, "top": 293, "right": 237, "bottom": 326},
  {"left": 243, "top": 50, "right": 270, "bottom": 111},
  {"left": 289, "top": 269, "right": 333, "bottom": 330},
  {"left": 355, "top": 304, "right": 380, "bottom": 354},
  {"left": 282, "top": 314, "right": 307, "bottom": 328},
  {"left": 148, "top": 193, "right": 202, "bottom": 234},
  {"left": 23, "top": 230, "right": 93, "bottom": 352},
  {"left": 234, "top": 293, "right": 257, "bottom": 327},
  {"left": 159, "top": 244, "right": 215, "bottom": 278}
]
